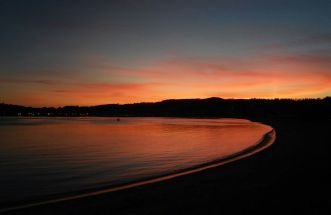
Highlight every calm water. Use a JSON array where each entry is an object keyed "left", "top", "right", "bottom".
[{"left": 0, "top": 117, "right": 272, "bottom": 205}]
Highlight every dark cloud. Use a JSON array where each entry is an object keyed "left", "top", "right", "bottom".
[
  {"left": 0, "top": 79, "right": 60, "bottom": 85},
  {"left": 260, "top": 33, "right": 331, "bottom": 50}
]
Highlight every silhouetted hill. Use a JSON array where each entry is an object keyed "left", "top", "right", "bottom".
[{"left": 1, "top": 97, "right": 331, "bottom": 119}]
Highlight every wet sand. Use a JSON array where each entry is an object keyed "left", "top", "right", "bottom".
[{"left": 5, "top": 118, "right": 331, "bottom": 214}]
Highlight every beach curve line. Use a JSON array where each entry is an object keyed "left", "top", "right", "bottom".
[{"left": 0, "top": 124, "right": 276, "bottom": 213}]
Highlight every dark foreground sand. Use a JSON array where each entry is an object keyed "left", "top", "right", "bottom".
[{"left": 5, "top": 118, "right": 331, "bottom": 214}]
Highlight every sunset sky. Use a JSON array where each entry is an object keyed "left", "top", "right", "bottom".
[{"left": 1, "top": 0, "right": 331, "bottom": 106}]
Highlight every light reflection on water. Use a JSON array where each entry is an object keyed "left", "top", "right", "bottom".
[{"left": 0, "top": 117, "right": 271, "bottom": 204}]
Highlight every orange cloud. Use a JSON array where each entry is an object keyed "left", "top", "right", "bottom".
[{"left": 2, "top": 53, "right": 331, "bottom": 106}]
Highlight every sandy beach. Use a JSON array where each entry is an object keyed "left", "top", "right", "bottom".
[{"left": 5, "top": 118, "right": 330, "bottom": 214}]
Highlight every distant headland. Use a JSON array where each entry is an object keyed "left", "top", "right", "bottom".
[{"left": 1, "top": 97, "right": 331, "bottom": 119}]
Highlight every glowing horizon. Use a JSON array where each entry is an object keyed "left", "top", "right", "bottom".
[{"left": 1, "top": 1, "right": 330, "bottom": 106}]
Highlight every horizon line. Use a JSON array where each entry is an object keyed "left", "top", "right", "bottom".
[{"left": 1, "top": 96, "right": 331, "bottom": 109}]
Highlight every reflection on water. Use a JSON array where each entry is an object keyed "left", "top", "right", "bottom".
[{"left": 0, "top": 117, "right": 271, "bottom": 204}]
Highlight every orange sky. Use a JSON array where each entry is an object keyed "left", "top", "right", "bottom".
[
  {"left": 1, "top": 1, "right": 330, "bottom": 107},
  {"left": 1, "top": 53, "right": 331, "bottom": 107}
]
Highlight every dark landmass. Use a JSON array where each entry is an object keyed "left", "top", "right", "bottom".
[
  {"left": 1, "top": 97, "right": 331, "bottom": 119},
  {"left": 1, "top": 98, "right": 331, "bottom": 214}
]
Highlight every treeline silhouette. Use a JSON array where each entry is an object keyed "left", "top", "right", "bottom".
[{"left": 1, "top": 97, "right": 331, "bottom": 119}]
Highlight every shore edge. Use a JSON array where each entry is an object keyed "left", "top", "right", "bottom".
[{"left": 1, "top": 124, "right": 276, "bottom": 213}]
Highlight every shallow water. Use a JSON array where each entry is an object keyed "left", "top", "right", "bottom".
[{"left": 0, "top": 117, "right": 271, "bottom": 205}]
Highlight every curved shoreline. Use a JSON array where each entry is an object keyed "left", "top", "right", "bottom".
[{"left": 0, "top": 126, "right": 276, "bottom": 213}]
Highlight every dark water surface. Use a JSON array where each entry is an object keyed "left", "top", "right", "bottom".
[{"left": 0, "top": 117, "right": 272, "bottom": 205}]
